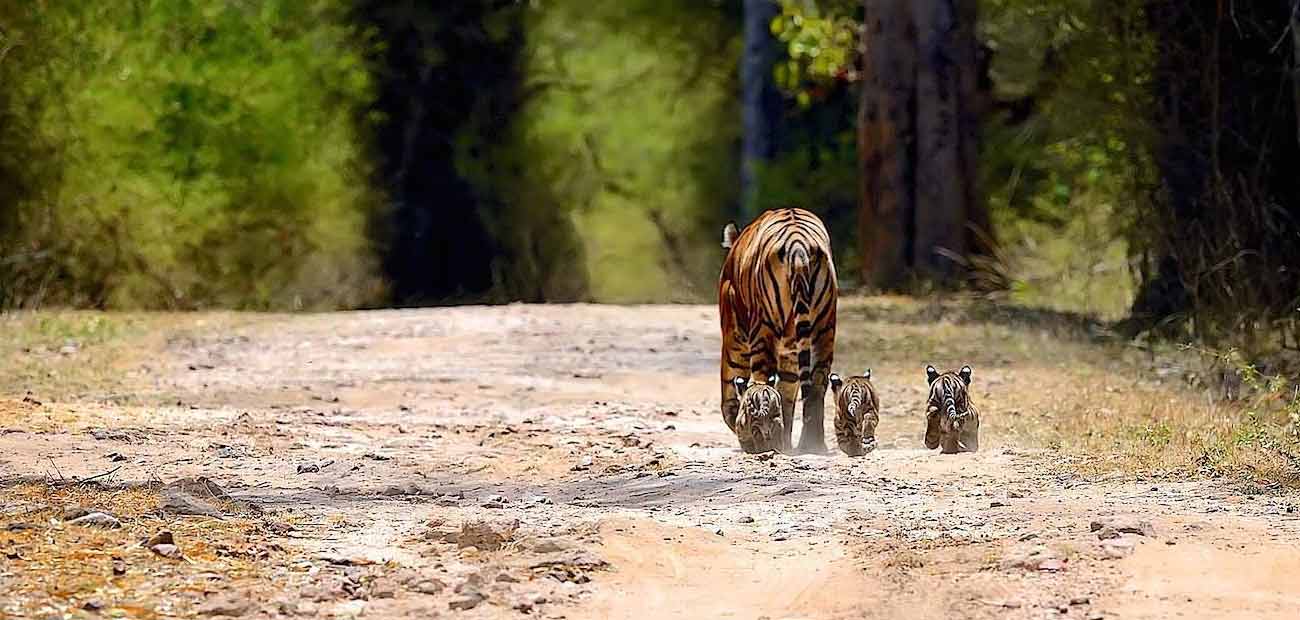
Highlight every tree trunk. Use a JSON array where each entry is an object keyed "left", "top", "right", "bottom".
[
  {"left": 859, "top": 0, "right": 986, "bottom": 289},
  {"left": 1291, "top": 0, "right": 1300, "bottom": 149},
  {"left": 740, "top": 0, "right": 782, "bottom": 222}
]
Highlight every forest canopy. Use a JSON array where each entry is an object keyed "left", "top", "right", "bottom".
[{"left": 2, "top": 0, "right": 1298, "bottom": 349}]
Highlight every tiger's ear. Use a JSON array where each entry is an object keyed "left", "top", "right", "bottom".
[
  {"left": 959, "top": 365, "right": 972, "bottom": 386},
  {"left": 829, "top": 373, "right": 842, "bottom": 391},
  {"left": 722, "top": 223, "right": 739, "bottom": 249},
  {"left": 863, "top": 368, "right": 872, "bottom": 380},
  {"left": 768, "top": 374, "right": 778, "bottom": 386},
  {"left": 926, "top": 365, "right": 939, "bottom": 385},
  {"left": 732, "top": 376, "right": 747, "bottom": 396}
]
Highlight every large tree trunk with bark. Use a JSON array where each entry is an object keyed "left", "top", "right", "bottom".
[
  {"left": 1291, "top": 0, "right": 1300, "bottom": 150},
  {"left": 740, "top": 0, "right": 782, "bottom": 222},
  {"left": 858, "top": 0, "right": 988, "bottom": 289}
]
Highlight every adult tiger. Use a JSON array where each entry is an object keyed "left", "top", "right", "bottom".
[{"left": 719, "top": 207, "right": 837, "bottom": 453}]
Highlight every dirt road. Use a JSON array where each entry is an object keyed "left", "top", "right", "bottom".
[{"left": 3, "top": 303, "right": 1300, "bottom": 619}]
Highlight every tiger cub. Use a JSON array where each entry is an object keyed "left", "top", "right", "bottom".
[
  {"left": 731, "top": 376, "right": 787, "bottom": 454},
  {"left": 830, "top": 371, "right": 880, "bottom": 457},
  {"left": 924, "top": 364, "right": 980, "bottom": 454}
]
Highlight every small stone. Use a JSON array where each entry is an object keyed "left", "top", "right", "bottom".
[
  {"left": 571, "top": 456, "right": 594, "bottom": 472},
  {"left": 296, "top": 463, "right": 320, "bottom": 474},
  {"left": 1096, "top": 527, "right": 1121, "bottom": 540},
  {"left": 411, "top": 578, "right": 447, "bottom": 595},
  {"left": 738, "top": 515, "right": 755, "bottom": 524},
  {"left": 1087, "top": 613, "right": 1105, "bottom": 620},
  {"left": 369, "top": 578, "right": 398, "bottom": 599},
  {"left": 775, "top": 482, "right": 811, "bottom": 496},
  {"left": 990, "top": 501, "right": 1006, "bottom": 508},
  {"left": 150, "top": 543, "right": 182, "bottom": 559},
  {"left": 62, "top": 506, "right": 92, "bottom": 520},
  {"left": 69, "top": 512, "right": 122, "bottom": 529},
  {"left": 334, "top": 600, "right": 366, "bottom": 618},
  {"left": 456, "top": 519, "right": 520, "bottom": 551},
  {"left": 529, "top": 538, "right": 573, "bottom": 554},
  {"left": 1089, "top": 517, "right": 1155, "bottom": 538},
  {"left": 529, "top": 549, "right": 609, "bottom": 571},
  {"left": 1100, "top": 537, "right": 1137, "bottom": 559},
  {"left": 82, "top": 599, "right": 104, "bottom": 611},
  {"left": 1038, "top": 558, "right": 1068, "bottom": 572},
  {"left": 160, "top": 478, "right": 231, "bottom": 517},
  {"left": 495, "top": 572, "right": 520, "bottom": 583},
  {"left": 1008, "top": 491, "right": 1025, "bottom": 499},
  {"left": 1070, "top": 596, "right": 1091, "bottom": 606},
  {"left": 481, "top": 495, "right": 507, "bottom": 509},
  {"left": 1000, "top": 545, "right": 1065, "bottom": 571},
  {"left": 449, "top": 591, "right": 486, "bottom": 611},
  {"left": 196, "top": 591, "right": 255, "bottom": 617},
  {"left": 715, "top": 528, "right": 725, "bottom": 536}
]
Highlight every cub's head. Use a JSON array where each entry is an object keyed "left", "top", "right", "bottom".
[
  {"left": 732, "top": 376, "right": 786, "bottom": 454},
  {"left": 830, "top": 370, "right": 880, "bottom": 456},
  {"left": 924, "top": 364, "right": 979, "bottom": 453}
]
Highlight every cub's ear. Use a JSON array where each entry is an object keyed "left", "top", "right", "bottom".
[
  {"left": 732, "top": 376, "right": 747, "bottom": 396},
  {"left": 768, "top": 374, "right": 779, "bottom": 386},
  {"left": 722, "top": 223, "right": 739, "bottom": 249},
  {"left": 863, "top": 368, "right": 872, "bottom": 380},
  {"left": 926, "top": 365, "right": 940, "bottom": 385},
  {"left": 829, "top": 373, "right": 842, "bottom": 391},
  {"left": 959, "top": 365, "right": 973, "bottom": 385}
]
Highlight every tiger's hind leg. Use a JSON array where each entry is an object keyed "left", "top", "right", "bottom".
[
  {"left": 796, "top": 338, "right": 832, "bottom": 454},
  {"left": 798, "top": 366, "right": 829, "bottom": 454}
]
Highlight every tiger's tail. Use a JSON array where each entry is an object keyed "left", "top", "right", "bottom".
[{"left": 789, "top": 244, "right": 815, "bottom": 399}]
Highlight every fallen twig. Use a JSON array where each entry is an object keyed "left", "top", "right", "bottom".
[{"left": 76, "top": 466, "right": 123, "bottom": 485}]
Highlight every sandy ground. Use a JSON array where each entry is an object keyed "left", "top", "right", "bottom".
[{"left": 3, "top": 303, "right": 1300, "bottom": 619}]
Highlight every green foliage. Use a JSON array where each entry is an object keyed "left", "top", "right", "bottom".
[
  {"left": 771, "top": 0, "right": 859, "bottom": 107},
  {"left": 1191, "top": 346, "right": 1300, "bottom": 435},
  {"left": 0, "top": 1, "right": 379, "bottom": 309},
  {"left": 978, "top": 0, "right": 1154, "bottom": 317},
  {"left": 467, "top": 0, "right": 742, "bottom": 303}
]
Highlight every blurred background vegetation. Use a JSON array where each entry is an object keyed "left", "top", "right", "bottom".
[{"left": 2, "top": 0, "right": 1298, "bottom": 354}]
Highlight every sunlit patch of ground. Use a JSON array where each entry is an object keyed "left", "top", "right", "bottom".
[{"left": 0, "top": 483, "right": 294, "bottom": 619}]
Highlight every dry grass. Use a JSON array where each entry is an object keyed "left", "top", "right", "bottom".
[
  {"left": 1, "top": 311, "right": 301, "bottom": 618},
  {"left": 0, "top": 483, "right": 293, "bottom": 619},
  {"left": 0, "top": 310, "right": 264, "bottom": 401},
  {"left": 834, "top": 295, "right": 1300, "bottom": 485}
]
